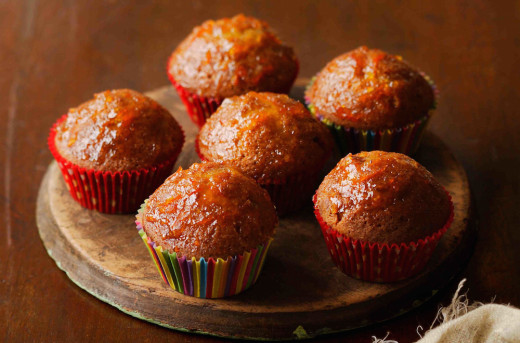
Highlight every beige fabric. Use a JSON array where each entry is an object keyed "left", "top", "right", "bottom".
[
  {"left": 372, "top": 280, "right": 520, "bottom": 343},
  {"left": 416, "top": 304, "right": 520, "bottom": 343}
]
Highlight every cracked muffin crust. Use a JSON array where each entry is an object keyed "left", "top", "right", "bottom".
[
  {"left": 168, "top": 14, "right": 298, "bottom": 99},
  {"left": 306, "top": 46, "right": 434, "bottom": 130},
  {"left": 55, "top": 89, "right": 184, "bottom": 171},
  {"left": 315, "top": 151, "right": 451, "bottom": 244},
  {"left": 139, "top": 162, "right": 277, "bottom": 259}
]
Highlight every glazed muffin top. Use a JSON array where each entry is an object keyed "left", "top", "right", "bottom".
[
  {"left": 139, "top": 162, "right": 277, "bottom": 259},
  {"left": 54, "top": 89, "right": 184, "bottom": 171},
  {"left": 197, "top": 92, "right": 333, "bottom": 183},
  {"left": 168, "top": 14, "right": 298, "bottom": 98},
  {"left": 315, "top": 151, "right": 451, "bottom": 244},
  {"left": 306, "top": 46, "right": 435, "bottom": 129}
]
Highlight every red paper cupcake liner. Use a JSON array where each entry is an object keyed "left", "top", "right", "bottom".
[
  {"left": 312, "top": 192, "right": 454, "bottom": 282},
  {"left": 48, "top": 115, "right": 184, "bottom": 214},
  {"left": 168, "top": 77, "right": 223, "bottom": 128},
  {"left": 195, "top": 138, "right": 329, "bottom": 216},
  {"left": 166, "top": 59, "right": 223, "bottom": 128}
]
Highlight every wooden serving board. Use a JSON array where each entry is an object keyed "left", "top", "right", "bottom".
[{"left": 36, "top": 82, "right": 475, "bottom": 340}]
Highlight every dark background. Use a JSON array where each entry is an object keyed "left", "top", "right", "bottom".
[{"left": 1, "top": 1, "right": 519, "bottom": 342}]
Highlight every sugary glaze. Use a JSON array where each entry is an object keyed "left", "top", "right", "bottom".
[
  {"left": 197, "top": 92, "right": 333, "bottom": 182},
  {"left": 168, "top": 14, "right": 298, "bottom": 98},
  {"left": 140, "top": 162, "right": 277, "bottom": 259},
  {"left": 54, "top": 89, "right": 184, "bottom": 171},
  {"left": 306, "top": 46, "right": 434, "bottom": 129},
  {"left": 315, "top": 151, "right": 451, "bottom": 243}
]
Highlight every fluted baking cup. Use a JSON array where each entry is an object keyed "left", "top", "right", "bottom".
[
  {"left": 310, "top": 111, "right": 432, "bottom": 156},
  {"left": 195, "top": 137, "right": 330, "bottom": 216},
  {"left": 168, "top": 77, "right": 223, "bottom": 128},
  {"left": 312, "top": 193, "right": 454, "bottom": 282},
  {"left": 48, "top": 115, "right": 184, "bottom": 214},
  {"left": 167, "top": 59, "right": 222, "bottom": 128},
  {"left": 136, "top": 220, "right": 272, "bottom": 298},
  {"left": 305, "top": 73, "right": 438, "bottom": 156}
]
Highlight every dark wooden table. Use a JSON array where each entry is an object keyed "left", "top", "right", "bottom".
[{"left": 1, "top": 1, "right": 519, "bottom": 342}]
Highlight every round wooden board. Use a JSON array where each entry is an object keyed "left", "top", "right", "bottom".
[{"left": 36, "top": 82, "right": 476, "bottom": 340}]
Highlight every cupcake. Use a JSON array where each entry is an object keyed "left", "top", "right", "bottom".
[
  {"left": 313, "top": 151, "right": 453, "bottom": 282},
  {"left": 167, "top": 14, "right": 299, "bottom": 127},
  {"left": 136, "top": 162, "right": 277, "bottom": 298},
  {"left": 196, "top": 92, "right": 333, "bottom": 215},
  {"left": 49, "top": 89, "right": 184, "bottom": 214},
  {"left": 305, "top": 46, "right": 436, "bottom": 155}
]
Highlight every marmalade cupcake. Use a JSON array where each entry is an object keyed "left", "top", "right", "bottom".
[
  {"left": 136, "top": 162, "right": 277, "bottom": 298},
  {"left": 305, "top": 46, "right": 436, "bottom": 155},
  {"left": 49, "top": 89, "right": 184, "bottom": 214},
  {"left": 196, "top": 92, "right": 333, "bottom": 215},
  {"left": 313, "top": 151, "right": 453, "bottom": 282},
  {"left": 168, "top": 14, "right": 299, "bottom": 127}
]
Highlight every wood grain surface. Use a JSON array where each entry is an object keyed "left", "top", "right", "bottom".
[
  {"left": 1, "top": 1, "right": 519, "bottom": 342},
  {"left": 36, "top": 85, "right": 473, "bottom": 340}
]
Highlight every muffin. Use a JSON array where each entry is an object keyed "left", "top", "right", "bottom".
[
  {"left": 305, "top": 46, "right": 436, "bottom": 155},
  {"left": 168, "top": 14, "right": 299, "bottom": 127},
  {"left": 196, "top": 92, "right": 333, "bottom": 215},
  {"left": 313, "top": 151, "right": 453, "bottom": 282},
  {"left": 136, "top": 162, "right": 277, "bottom": 298},
  {"left": 48, "top": 89, "right": 184, "bottom": 213}
]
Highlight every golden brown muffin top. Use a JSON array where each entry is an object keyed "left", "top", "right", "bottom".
[
  {"left": 54, "top": 89, "right": 184, "bottom": 171},
  {"left": 197, "top": 92, "right": 333, "bottom": 183},
  {"left": 168, "top": 14, "right": 298, "bottom": 98},
  {"left": 140, "top": 162, "right": 277, "bottom": 259},
  {"left": 315, "top": 151, "right": 451, "bottom": 244},
  {"left": 306, "top": 46, "right": 435, "bottom": 129}
]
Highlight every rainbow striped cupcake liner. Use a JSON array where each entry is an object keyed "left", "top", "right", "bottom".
[
  {"left": 310, "top": 110, "right": 432, "bottom": 156},
  {"left": 305, "top": 73, "right": 437, "bottom": 156},
  {"left": 136, "top": 208, "right": 272, "bottom": 298}
]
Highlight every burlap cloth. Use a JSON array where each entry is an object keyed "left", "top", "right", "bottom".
[
  {"left": 417, "top": 304, "right": 520, "bottom": 343},
  {"left": 373, "top": 280, "right": 520, "bottom": 343}
]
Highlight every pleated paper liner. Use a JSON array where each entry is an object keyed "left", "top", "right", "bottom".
[
  {"left": 136, "top": 221, "right": 273, "bottom": 298},
  {"left": 309, "top": 111, "right": 432, "bottom": 156},
  {"left": 48, "top": 115, "right": 184, "bottom": 214},
  {"left": 168, "top": 76, "right": 223, "bottom": 128},
  {"left": 305, "top": 73, "right": 438, "bottom": 156},
  {"left": 312, "top": 193, "right": 454, "bottom": 282},
  {"left": 194, "top": 137, "right": 330, "bottom": 216},
  {"left": 166, "top": 58, "right": 222, "bottom": 128}
]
